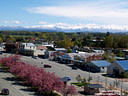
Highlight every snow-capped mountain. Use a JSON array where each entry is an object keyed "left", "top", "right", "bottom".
[{"left": 0, "top": 24, "right": 128, "bottom": 33}]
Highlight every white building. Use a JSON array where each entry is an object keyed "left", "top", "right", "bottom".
[{"left": 18, "top": 43, "right": 47, "bottom": 57}]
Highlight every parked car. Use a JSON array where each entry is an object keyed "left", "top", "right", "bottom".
[
  {"left": 1, "top": 88, "right": 9, "bottom": 95},
  {"left": 0, "top": 51, "right": 3, "bottom": 54},
  {"left": 63, "top": 76, "right": 71, "bottom": 81},
  {"left": 32, "top": 56, "right": 38, "bottom": 59},
  {"left": 72, "top": 66, "right": 78, "bottom": 70},
  {"left": 44, "top": 64, "right": 52, "bottom": 68}
]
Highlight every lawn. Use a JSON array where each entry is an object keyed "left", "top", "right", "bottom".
[{"left": 71, "top": 82, "right": 89, "bottom": 87}]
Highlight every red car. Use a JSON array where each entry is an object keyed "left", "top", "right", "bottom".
[
  {"left": 1, "top": 88, "right": 9, "bottom": 95},
  {"left": 44, "top": 64, "right": 52, "bottom": 68}
]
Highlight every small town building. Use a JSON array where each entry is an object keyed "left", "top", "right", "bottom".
[
  {"left": 86, "top": 60, "right": 111, "bottom": 73},
  {"left": 59, "top": 53, "right": 77, "bottom": 64},
  {"left": 18, "top": 43, "right": 36, "bottom": 56},
  {"left": 42, "top": 42, "right": 54, "bottom": 47},
  {"left": 84, "top": 84, "right": 104, "bottom": 95},
  {"left": 35, "top": 45, "right": 47, "bottom": 57},
  {"left": 107, "top": 60, "right": 128, "bottom": 77}
]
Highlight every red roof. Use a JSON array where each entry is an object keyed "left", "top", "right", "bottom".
[{"left": 36, "top": 46, "right": 47, "bottom": 50}]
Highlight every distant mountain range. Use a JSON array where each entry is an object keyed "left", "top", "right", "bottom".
[{"left": 0, "top": 25, "right": 128, "bottom": 33}]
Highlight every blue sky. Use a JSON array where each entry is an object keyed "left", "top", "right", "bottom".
[{"left": 1, "top": 0, "right": 128, "bottom": 31}]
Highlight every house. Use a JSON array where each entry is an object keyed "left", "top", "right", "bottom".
[
  {"left": 107, "top": 60, "right": 128, "bottom": 77},
  {"left": 86, "top": 60, "right": 111, "bottom": 73},
  {"left": 84, "top": 84, "right": 104, "bottom": 95}
]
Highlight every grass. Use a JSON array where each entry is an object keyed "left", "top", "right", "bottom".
[
  {"left": 0, "top": 63, "right": 9, "bottom": 70},
  {"left": 72, "top": 82, "right": 89, "bottom": 87},
  {"left": 40, "top": 91, "right": 61, "bottom": 96}
]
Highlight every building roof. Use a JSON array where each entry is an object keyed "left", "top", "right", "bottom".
[
  {"left": 91, "top": 60, "right": 111, "bottom": 67},
  {"left": 22, "top": 43, "right": 35, "bottom": 47},
  {"left": 88, "top": 84, "right": 104, "bottom": 88},
  {"left": 55, "top": 48, "right": 66, "bottom": 51},
  {"left": 117, "top": 60, "right": 128, "bottom": 71},
  {"left": 115, "top": 57, "right": 125, "bottom": 60},
  {"left": 36, "top": 46, "right": 47, "bottom": 50}
]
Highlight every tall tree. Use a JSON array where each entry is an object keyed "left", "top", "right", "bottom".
[
  {"left": 104, "top": 36, "right": 113, "bottom": 48},
  {"left": 113, "top": 36, "right": 121, "bottom": 49},
  {"left": 119, "top": 36, "right": 128, "bottom": 48}
]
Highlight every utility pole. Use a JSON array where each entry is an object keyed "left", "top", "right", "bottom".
[{"left": 121, "top": 79, "right": 123, "bottom": 96}]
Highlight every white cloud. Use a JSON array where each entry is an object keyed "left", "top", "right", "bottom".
[
  {"left": 2, "top": 20, "right": 21, "bottom": 24},
  {"left": 27, "top": 3, "right": 128, "bottom": 18},
  {"left": 11, "top": 21, "right": 21, "bottom": 24},
  {"left": 27, "top": 1, "right": 128, "bottom": 25}
]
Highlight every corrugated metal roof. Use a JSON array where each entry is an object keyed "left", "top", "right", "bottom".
[
  {"left": 88, "top": 84, "right": 104, "bottom": 88},
  {"left": 91, "top": 60, "right": 111, "bottom": 67},
  {"left": 117, "top": 60, "right": 128, "bottom": 70},
  {"left": 55, "top": 48, "right": 66, "bottom": 51}
]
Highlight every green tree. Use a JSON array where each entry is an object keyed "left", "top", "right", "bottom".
[
  {"left": 103, "top": 51, "right": 116, "bottom": 62},
  {"left": 119, "top": 36, "right": 128, "bottom": 48},
  {"left": 39, "top": 33, "right": 47, "bottom": 39},
  {"left": 0, "top": 37, "right": 3, "bottom": 43},
  {"left": 113, "top": 36, "right": 121, "bottom": 49},
  {"left": 76, "top": 75, "right": 82, "bottom": 83},
  {"left": 117, "top": 51, "right": 123, "bottom": 57},
  {"left": 74, "top": 39, "right": 82, "bottom": 47},
  {"left": 56, "top": 38, "right": 73, "bottom": 49},
  {"left": 104, "top": 36, "right": 113, "bottom": 48},
  {"left": 88, "top": 76, "right": 92, "bottom": 83},
  {"left": 5, "top": 35, "right": 16, "bottom": 42},
  {"left": 106, "top": 32, "right": 111, "bottom": 37},
  {"left": 67, "top": 49, "right": 72, "bottom": 53}
]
